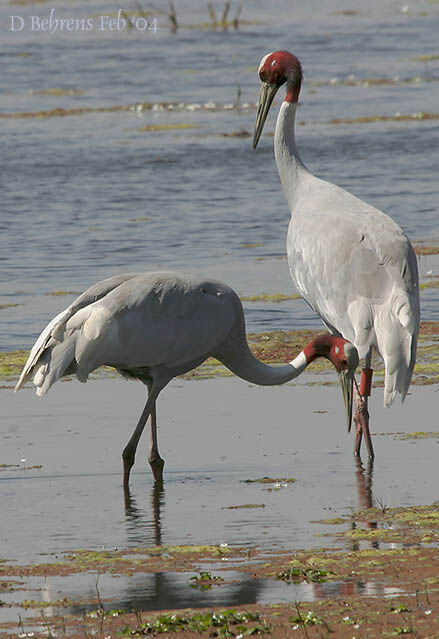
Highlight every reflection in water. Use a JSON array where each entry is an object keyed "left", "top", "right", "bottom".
[
  {"left": 124, "top": 485, "right": 165, "bottom": 547},
  {"left": 94, "top": 572, "right": 267, "bottom": 614},
  {"left": 117, "top": 484, "right": 269, "bottom": 612},
  {"left": 282, "top": 578, "right": 403, "bottom": 602},
  {"left": 111, "top": 466, "right": 397, "bottom": 614},
  {"left": 7, "top": 465, "right": 399, "bottom": 619},
  {"left": 355, "top": 458, "right": 374, "bottom": 511},
  {"left": 352, "top": 459, "right": 421, "bottom": 553},
  {"left": 0, "top": 570, "right": 404, "bottom": 625},
  {"left": 62, "top": 572, "right": 403, "bottom": 618},
  {"left": 349, "top": 458, "right": 377, "bottom": 551},
  {"left": 350, "top": 458, "right": 415, "bottom": 553}
]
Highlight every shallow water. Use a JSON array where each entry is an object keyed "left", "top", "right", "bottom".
[
  {"left": 1, "top": 0, "right": 439, "bottom": 622},
  {"left": 2, "top": 378, "right": 438, "bottom": 563},
  {"left": 0, "top": 570, "right": 404, "bottom": 624},
  {"left": 1, "top": 0, "right": 439, "bottom": 349},
  {"left": 1, "top": 376, "right": 436, "bottom": 619}
]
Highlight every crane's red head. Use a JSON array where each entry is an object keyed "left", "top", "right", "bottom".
[
  {"left": 258, "top": 51, "right": 303, "bottom": 102},
  {"left": 303, "top": 334, "right": 358, "bottom": 374},
  {"left": 253, "top": 50, "right": 303, "bottom": 148},
  {"left": 304, "top": 334, "right": 359, "bottom": 433}
]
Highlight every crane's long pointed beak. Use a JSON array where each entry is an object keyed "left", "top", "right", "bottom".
[
  {"left": 253, "top": 82, "right": 279, "bottom": 149},
  {"left": 339, "top": 369, "right": 354, "bottom": 433}
]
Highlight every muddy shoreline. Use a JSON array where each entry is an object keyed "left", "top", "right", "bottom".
[
  {"left": 1, "top": 503, "right": 439, "bottom": 638},
  {"left": 2, "top": 328, "right": 439, "bottom": 638}
]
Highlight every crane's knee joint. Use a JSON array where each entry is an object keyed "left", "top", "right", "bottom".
[
  {"left": 122, "top": 446, "right": 135, "bottom": 467},
  {"left": 149, "top": 454, "right": 164, "bottom": 470}
]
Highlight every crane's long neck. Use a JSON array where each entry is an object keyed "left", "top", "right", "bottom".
[
  {"left": 215, "top": 327, "right": 323, "bottom": 387},
  {"left": 223, "top": 347, "right": 308, "bottom": 386},
  {"left": 274, "top": 101, "right": 306, "bottom": 211}
]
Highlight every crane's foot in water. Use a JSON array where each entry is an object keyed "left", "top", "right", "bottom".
[
  {"left": 122, "top": 448, "right": 135, "bottom": 489},
  {"left": 149, "top": 454, "right": 165, "bottom": 486},
  {"left": 353, "top": 395, "right": 375, "bottom": 459}
]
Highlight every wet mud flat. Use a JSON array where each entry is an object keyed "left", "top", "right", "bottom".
[
  {"left": 2, "top": 371, "right": 439, "bottom": 637},
  {"left": 1, "top": 503, "right": 439, "bottom": 638}
]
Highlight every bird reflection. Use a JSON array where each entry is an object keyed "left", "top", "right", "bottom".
[
  {"left": 349, "top": 458, "right": 377, "bottom": 551},
  {"left": 63, "top": 465, "right": 402, "bottom": 619},
  {"left": 355, "top": 457, "right": 374, "bottom": 511},
  {"left": 114, "top": 483, "right": 268, "bottom": 614},
  {"left": 124, "top": 484, "right": 165, "bottom": 547}
]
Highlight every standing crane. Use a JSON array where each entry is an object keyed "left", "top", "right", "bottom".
[
  {"left": 15, "top": 271, "right": 358, "bottom": 486},
  {"left": 253, "top": 50, "right": 419, "bottom": 458}
]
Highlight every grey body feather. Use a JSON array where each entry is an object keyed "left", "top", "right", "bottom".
[
  {"left": 16, "top": 271, "right": 313, "bottom": 397},
  {"left": 16, "top": 272, "right": 238, "bottom": 394}
]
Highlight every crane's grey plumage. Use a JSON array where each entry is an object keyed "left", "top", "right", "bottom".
[
  {"left": 16, "top": 270, "right": 358, "bottom": 486},
  {"left": 253, "top": 51, "right": 420, "bottom": 456}
]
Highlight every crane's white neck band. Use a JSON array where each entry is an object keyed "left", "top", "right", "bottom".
[{"left": 289, "top": 351, "right": 306, "bottom": 369}]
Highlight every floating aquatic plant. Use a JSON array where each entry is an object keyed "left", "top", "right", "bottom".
[
  {"left": 121, "top": 610, "right": 266, "bottom": 636},
  {"left": 135, "top": 123, "right": 199, "bottom": 132},
  {"left": 30, "top": 88, "right": 84, "bottom": 96},
  {"left": 44, "top": 290, "right": 79, "bottom": 297},
  {"left": 224, "top": 503, "right": 266, "bottom": 510},
  {"left": 190, "top": 571, "right": 225, "bottom": 589},
  {"left": 415, "top": 54, "right": 439, "bottom": 62},
  {"left": 277, "top": 566, "right": 332, "bottom": 584},
  {"left": 243, "top": 477, "right": 296, "bottom": 484},
  {"left": 0, "top": 303, "right": 22, "bottom": 310},
  {"left": 330, "top": 112, "right": 439, "bottom": 125}
]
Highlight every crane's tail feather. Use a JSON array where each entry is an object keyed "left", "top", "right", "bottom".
[
  {"left": 383, "top": 332, "right": 417, "bottom": 406},
  {"left": 18, "top": 335, "right": 78, "bottom": 396},
  {"left": 34, "top": 336, "right": 78, "bottom": 396},
  {"left": 15, "top": 306, "right": 84, "bottom": 395},
  {"left": 15, "top": 308, "right": 72, "bottom": 392},
  {"left": 376, "top": 290, "right": 419, "bottom": 407},
  {"left": 16, "top": 300, "right": 115, "bottom": 395},
  {"left": 15, "top": 274, "right": 139, "bottom": 393}
]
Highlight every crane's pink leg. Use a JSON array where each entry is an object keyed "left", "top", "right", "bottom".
[
  {"left": 353, "top": 368, "right": 374, "bottom": 459},
  {"left": 148, "top": 402, "right": 165, "bottom": 485}
]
